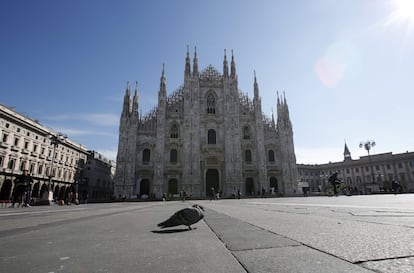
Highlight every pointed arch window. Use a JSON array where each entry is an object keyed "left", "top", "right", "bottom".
[
  {"left": 206, "top": 93, "right": 216, "bottom": 114},
  {"left": 245, "top": 149, "right": 252, "bottom": 163},
  {"left": 268, "top": 150, "right": 275, "bottom": 162},
  {"left": 170, "top": 124, "right": 179, "bottom": 138},
  {"left": 208, "top": 129, "right": 216, "bottom": 144},
  {"left": 143, "top": 149, "right": 151, "bottom": 164},
  {"left": 243, "top": 126, "right": 250, "bottom": 139},
  {"left": 170, "top": 149, "right": 178, "bottom": 164}
]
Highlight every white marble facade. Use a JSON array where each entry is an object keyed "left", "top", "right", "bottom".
[{"left": 114, "top": 49, "right": 298, "bottom": 199}]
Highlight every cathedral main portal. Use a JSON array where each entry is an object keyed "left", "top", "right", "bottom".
[{"left": 206, "top": 169, "right": 220, "bottom": 197}]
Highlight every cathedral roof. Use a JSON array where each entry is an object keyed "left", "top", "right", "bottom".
[{"left": 199, "top": 65, "right": 223, "bottom": 81}]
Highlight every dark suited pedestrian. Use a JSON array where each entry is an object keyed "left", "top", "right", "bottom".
[{"left": 10, "top": 170, "right": 32, "bottom": 207}]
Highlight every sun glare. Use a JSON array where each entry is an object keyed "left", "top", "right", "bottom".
[{"left": 394, "top": 0, "right": 414, "bottom": 23}]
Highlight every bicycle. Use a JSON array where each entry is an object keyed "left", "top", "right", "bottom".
[{"left": 325, "top": 181, "right": 351, "bottom": 196}]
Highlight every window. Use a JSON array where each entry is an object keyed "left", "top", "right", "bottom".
[
  {"left": 29, "top": 163, "right": 35, "bottom": 174},
  {"left": 8, "top": 158, "right": 15, "bottom": 170},
  {"left": 14, "top": 137, "right": 19, "bottom": 146},
  {"left": 243, "top": 126, "right": 250, "bottom": 139},
  {"left": 2, "top": 133, "right": 8, "bottom": 143},
  {"left": 20, "top": 161, "right": 26, "bottom": 171},
  {"left": 170, "top": 149, "right": 178, "bottom": 163},
  {"left": 0, "top": 156, "right": 3, "bottom": 168},
  {"left": 206, "top": 94, "right": 216, "bottom": 114},
  {"left": 208, "top": 129, "right": 216, "bottom": 144},
  {"left": 268, "top": 150, "right": 275, "bottom": 162},
  {"left": 143, "top": 149, "right": 151, "bottom": 164},
  {"left": 170, "top": 124, "right": 179, "bottom": 138},
  {"left": 245, "top": 150, "right": 252, "bottom": 163}
]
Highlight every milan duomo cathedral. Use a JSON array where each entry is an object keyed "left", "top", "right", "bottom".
[{"left": 114, "top": 48, "right": 298, "bottom": 199}]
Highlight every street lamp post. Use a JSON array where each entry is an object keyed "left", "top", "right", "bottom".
[
  {"left": 359, "top": 140, "right": 376, "bottom": 192},
  {"left": 45, "top": 133, "right": 67, "bottom": 204}
]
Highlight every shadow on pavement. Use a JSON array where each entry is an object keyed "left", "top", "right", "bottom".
[{"left": 151, "top": 228, "right": 191, "bottom": 234}]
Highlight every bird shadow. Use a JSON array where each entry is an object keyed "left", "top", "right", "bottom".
[{"left": 151, "top": 228, "right": 195, "bottom": 234}]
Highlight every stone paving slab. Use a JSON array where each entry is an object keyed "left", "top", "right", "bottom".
[
  {"left": 233, "top": 246, "right": 374, "bottom": 273},
  {"left": 361, "top": 257, "right": 414, "bottom": 273},
  {"left": 205, "top": 209, "right": 300, "bottom": 251}
]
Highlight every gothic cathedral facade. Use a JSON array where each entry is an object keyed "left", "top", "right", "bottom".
[{"left": 114, "top": 49, "right": 298, "bottom": 199}]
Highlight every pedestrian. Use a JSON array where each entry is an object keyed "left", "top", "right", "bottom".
[
  {"left": 210, "top": 187, "right": 216, "bottom": 201},
  {"left": 237, "top": 189, "right": 241, "bottom": 199},
  {"left": 21, "top": 170, "right": 33, "bottom": 207},
  {"left": 328, "top": 172, "right": 340, "bottom": 195},
  {"left": 391, "top": 179, "right": 401, "bottom": 194},
  {"left": 261, "top": 187, "right": 265, "bottom": 198},
  {"left": 10, "top": 170, "right": 32, "bottom": 208}
]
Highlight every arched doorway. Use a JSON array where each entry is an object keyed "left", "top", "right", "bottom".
[
  {"left": 40, "top": 184, "right": 48, "bottom": 199},
  {"left": 32, "top": 182, "right": 40, "bottom": 198},
  {"left": 206, "top": 169, "right": 219, "bottom": 197},
  {"left": 168, "top": 179, "right": 178, "bottom": 195},
  {"left": 140, "top": 179, "right": 150, "bottom": 196},
  {"left": 270, "top": 177, "right": 278, "bottom": 193},
  {"left": 0, "top": 179, "right": 13, "bottom": 201},
  {"left": 245, "top": 178, "right": 254, "bottom": 196},
  {"left": 59, "top": 187, "right": 66, "bottom": 200}
]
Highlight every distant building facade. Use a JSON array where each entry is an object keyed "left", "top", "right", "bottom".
[
  {"left": 297, "top": 143, "right": 414, "bottom": 194},
  {"left": 0, "top": 103, "right": 115, "bottom": 204},
  {"left": 80, "top": 151, "right": 115, "bottom": 202},
  {"left": 114, "top": 49, "right": 298, "bottom": 199}
]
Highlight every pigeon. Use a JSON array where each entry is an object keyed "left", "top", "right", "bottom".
[{"left": 158, "top": 204, "right": 205, "bottom": 230}]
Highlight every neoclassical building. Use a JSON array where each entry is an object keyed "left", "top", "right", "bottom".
[
  {"left": 114, "top": 49, "right": 298, "bottom": 199},
  {"left": 0, "top": 103, "right": 115, "bottom": 204},
  {"left": 297, "top": 143, "right": 414, "bottom": 194}
]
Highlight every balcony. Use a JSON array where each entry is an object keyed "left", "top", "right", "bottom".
[{"left": 11, "top": 146, "right": 20, "bottom": 152}]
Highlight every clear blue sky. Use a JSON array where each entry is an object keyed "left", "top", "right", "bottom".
[{"left": 1, "top": 0, "right": 413, "bottom": 164}]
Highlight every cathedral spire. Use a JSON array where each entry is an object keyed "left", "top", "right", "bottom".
[
  {"left": 276, "top": 92, "right": 292, "bottom": 129},
  {"left": 230, "top": 49, "right": 237, "bottom": 79},
  {"left": 254, "top": 70, "right": 259, "bottom": 99},
  {"left": 192, "top": 46, "right": 199, "bottom": 77},
  {"left": 185, "top": 45, "right": 191, "bottom": 77},
  {"left": 277, "top": 91, "right": 280, "bottom": 105},
  {"left": 122, "top": 81, "right": 131, "bottom": 117},
  {"left": 223, "top": 49, "right": 229, "bottom": 78},
  {"left": 159, "top": 64, "right": 167, "bottom": 96},
  {"left": 132, "top": 81, "right": 139, "bottom": 117}
]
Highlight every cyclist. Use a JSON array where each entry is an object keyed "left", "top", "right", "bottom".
[{"left": 328, "top": 172, "right": 341, "bottom": 195}]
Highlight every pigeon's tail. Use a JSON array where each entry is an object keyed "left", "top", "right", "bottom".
[{"left": 157, "top": 216, "right": 180, "bottom": 228}]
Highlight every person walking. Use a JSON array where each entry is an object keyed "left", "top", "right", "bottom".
[
  {"left": 20, "top": 170, "right": 33, "bottom": 207},
  {"left": 328, "top": 172, "right": 341, "bottom": 195},
  {"left": 10, "top": 170, "right": 32, "bottom": 207}
]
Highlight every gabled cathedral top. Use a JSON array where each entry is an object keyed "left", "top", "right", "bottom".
[{"left": 199, "top": 65, "right": 223, "bottom": 81}]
